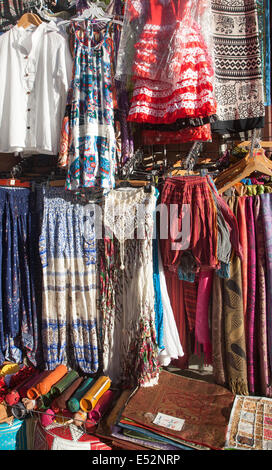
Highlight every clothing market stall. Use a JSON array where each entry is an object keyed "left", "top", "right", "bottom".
[{"left": 0, "top": 0, "right": 271, "bottom": 452}]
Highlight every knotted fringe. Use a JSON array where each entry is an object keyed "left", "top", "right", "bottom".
[{"left": 229, "top": 378, "right": 249, "bottom": 396}]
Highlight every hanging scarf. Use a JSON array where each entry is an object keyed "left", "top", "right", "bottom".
[
  {"left": 219, "top": 196, "right": 248, "bottom": 395},
  {"left": 237, "top": 197, "right": 248, "bottom": 316},
  {"left": 245, "top": 196, "right": 257, "bottom": 394},
  {"left": 253, "top": 196, "right": 272, "bottom": 397},
  {"left": 222, "top": 253, "right": 248, "bottom": 395},
  {"left": 195, "top": 271, "right": 213, "bottom": 365},
  {"left": 260, "top": 193, "right": 272, "bottom": 377},
  {"left": 211, "top": 273, "right": 227, "bottom": 387}
]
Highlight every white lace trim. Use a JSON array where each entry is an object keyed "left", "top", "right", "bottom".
[
  {"left": 134, "top": 62, "right": 214, "bottom": 85},
  {"left": 135, "top": 45, "right": 209, "bottom": 58},
  {"left": 103, "top": 187, "right": 156, "bottom": 269},
  {"left": 130, "top": 90, "right": 215, "bottom": 109},
  {"left": 132, "top": 78, "right": 213, "bottom": 96},
  {"left": 133, "top": 72, "right": 214, "bottom": 91},
  {"left": 129, "top": 96, "right": 215, "bottom": 118}
]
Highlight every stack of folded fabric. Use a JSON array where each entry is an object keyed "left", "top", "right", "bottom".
[
  {"left": 225, "top": 395, "right": 272, "bottom": 450},
  {"left": 113, "top": 370, "right": 235, "bottom": 450}
]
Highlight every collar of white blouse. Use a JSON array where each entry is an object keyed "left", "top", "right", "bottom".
[{"left": 12, "top": 21, "right": 59, "bottom": 56}]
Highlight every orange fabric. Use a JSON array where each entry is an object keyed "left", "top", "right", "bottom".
[
  {"left": 36, "top": 365, "right": 68, "bottom": 396},
  {"left": 80, "top": 376, "right": 111, "bottom": 412}
]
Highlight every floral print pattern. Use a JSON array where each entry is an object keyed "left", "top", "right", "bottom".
[{"left": 59, "top": 21, "right": 116, "bottom": 192}]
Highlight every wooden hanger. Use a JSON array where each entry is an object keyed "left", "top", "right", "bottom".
[
  {"left": 49, "top": 179, "right": 66, "bottom": 187},
  {"left": 215, "top": 141, "right": 272, "bottom": 194},
  {"left": 17, "top": 12, "right": 43, "bottom": 28}
]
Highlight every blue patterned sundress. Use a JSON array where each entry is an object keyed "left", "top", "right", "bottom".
[{"left": 60, "top": 20, "right": 116, "bottom": 192}]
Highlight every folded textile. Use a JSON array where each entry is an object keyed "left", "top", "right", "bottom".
[
  {"left": 67, "top": 377, "right": 95, "bottom": 413},
  {"left": 96, "top": 389, "right": 134, "bottom": 438},
  {"left": 51, "top": 376, "right": 84, "bottom": 412},
  {"left": 36, "top": 365, "right": 68, "bottom": 397},
  {"left": 112, "top": 424, "right": 182, "bottom": 451},
  {"left": 88, "top": 390, "right": 115, "bottom": 422},
  {"left": 120, "top": 370, "right": 234, "bottom": 450},
  {"left": 0, "top": 363, "right": 20, "bottom": 377},
  {"left": 37, "top": 390, "right": 57, "bottom": 411},
  {"left": 40, "top": 408, "right": 55, "bottom": 427},
  {"left": 26, "top": 371, "right": 51, "bottom": 400},
  {"left": 80, "top": 376, "right": 111, "bottom": 412},
  {"left": 5, "top": 370, "right": 41, "bottom": 406},
  {"left": 225, "top": 395, "right": 272, "bottom": 450},
  {"left": 50, "top": 370, "right": 79, "bottom": 397},
  {"left": 17, "top": 371, "right": 41, "bottom": 399},
  {"left": 8, "top": 366, "right": 36, "bottom": 390}
]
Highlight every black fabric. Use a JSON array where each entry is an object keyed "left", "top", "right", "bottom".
[{"left": 212, "top": 117, "right": 265, "bottom": 135}]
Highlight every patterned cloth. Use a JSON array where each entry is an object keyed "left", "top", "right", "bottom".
[
  {"left": 121, "top": 370, "right": 235, "bottom": 450},
  {"left": 260, "top": 194, "right": 272, "bottom": 379},
  {"left": 212, "top": 196, "right": 248, "bottom": 396},
  {"left": 38, "top": 187, "right": 99, "bottom": 373},
  {"left": 245, "top": 196, "right": 257, "bottom": 395},
  {"left": 0, "top": 188, "right": 42, "bottom": 367},
  {"left": 256, "top": 0, "right": 271, "bottom": 106},
  {"left": 225, "top": 395, "right": 272, "bottom": 450},
  {"left": 59, "top": 20, "right": 116, "bottom": 192},
  {"left": 33, "top": 419, "right": 112, "bottom": 450},
  {"left": 0, "top": 0, "right": 39, "bottom": 33},
  {"left": 0, "top": 418, "right": 27, "bottom": 450},
  {"left": 253, "top": 196, "right": 272, "bottom": 397},
  {"left": 98, "top": 187, "right": 160, "bottom": 388},
  {"left": 211, "top": 0, "right": 265, "bottom": 134}
]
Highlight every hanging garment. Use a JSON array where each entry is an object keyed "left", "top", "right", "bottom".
[
  {"left": 211, "top": 273, "right": 227, "bottom": 387},
  {"left": 0, "top": 187, "right": 42, "bottom": 366},
  {"left": 195, "top": 271, "right": 213, "bottom": 365},
  {"left": 212, "top": 195, "right": 248, "bottom": 395},
  {"left": 260, "top": 194, "right": 272, "bottom": 379},
  {"left": 212, "top": 254, "right": 249, "bottom": 395},
  {"left": 98, "top": 187, "right": 160, "bottom": 387},
  {"left": 160, "top": 175, "right": 219, "bottom": 275},
  {"left": 236, "top": 197, "right": 248, "bottom": 316},
  {"left": 164, "top": 269, "right": 190, "bottom": 369},
  {"left": 152, "top": 237, "right": 164, "bottom": 352},
  {"left": 245, "top": 196, "right": 257, "bottom": 395},
  {"left": 59, "top": 20, "right": 116, "bottom": 192},
  {"left": 120, "top": 0, "right": 216, "bottom": 125},
  {"left": 157, "top": 245, "right": 184, "bottom": 367},
  {"left": 0, "top": 22, "right": 72, "bottom": 155},
  {"left": 141, "top": 124, "right": 212, "bottom": 145},
  {"left": 256, "top": 0, "right": 271, "bottom": 106},
  {"left": 211, "top": 0, "right": 265, "bottom": 134},
  {"left": 253, "top": 196, "right": 272, "bottom": 397},
  {"left": 38, "top": 187, "right": 99, "bottom": 373}
]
